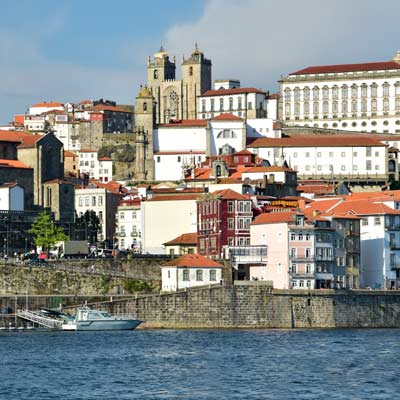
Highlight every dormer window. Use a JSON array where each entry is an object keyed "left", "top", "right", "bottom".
[
  {"left": 296, "top": 216, "right": 304, "bottom": 226},
  {"left": 154, "top": 70, "right": 158, "bottom": 79}
]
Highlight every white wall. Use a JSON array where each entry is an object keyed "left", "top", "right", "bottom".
[
  {"left": 154, "top": 153, "right": 206, "bottom": 181},
  {"left": 246, "top": 118, "right": 277, "bottom": 138},
  {"left": 154, "top": 127, "right": 207, "bottom": 152}
]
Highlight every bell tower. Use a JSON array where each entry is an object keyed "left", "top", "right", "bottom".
[
  {"left": 134, "top": 85, "right": 155, "bottom": 181},
  {"left": 181, "top": 44, "right": 212, "bottom": 120},
  {"left": 147, "top": 47, "right": 176, "bottom": 124}
]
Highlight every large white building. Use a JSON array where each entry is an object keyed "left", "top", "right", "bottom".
[
  {"left": 280, "top": 51, "right": 400, "bottom": 133},
  {"left": 248, "top": 135, "right": 398, "bottom": 183},
  {"left": 153, "top": 115, "right": 278, "bottom": 181},
  {"left": 78, "top": 150, "right": 113, "bottom": 182}
]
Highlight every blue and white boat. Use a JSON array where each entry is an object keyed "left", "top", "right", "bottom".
[{"left": 62, "top": 307, "right": 142, "bottom": 331}]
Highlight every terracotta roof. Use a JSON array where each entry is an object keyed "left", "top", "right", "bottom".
[
  {"left": 217, "top": 178, "right": 242, "bottom": 184},
  {"left": 162, "top": 253, "right": 223, "bottom": 268},
  {"left": 248, "top": 135, "right": 385, "bottom": 148},
  {"left": 297, "top": 184, "right": 335, "bottom": 195},
  {"left": 99, "top": 156, "right": 112, "bottom": 161},
  {"left": 147, "top": 194, "right": 202, "bottom": 202},
  {"left": 91, "top": 104, "right": 131, "bottom": 113},
  {"left": 41, "top": 109, "right": 66, "bottom": 115},
  {"left": 0, "top": 182, "right": 19, "bottom": 188},
  {"left": 154, "top": 150, "right": 205, "bottom": 155},
  {"left": 201, "top": 87, "right": 266, "bottom": 97},
  {"left": 64, "top": 151, "right": 77, "bottom": 157},
  {"left": 290, "top": 61, "right": 400, "bottom": 75},
  {"left": 0, "top": 159, "right": 32, "bottom": 169},
  {"left": 267, "top": 93, "right": 280, "bottom": 99},
  {"left": 31, "top": 102, "right": 63, "bottom": 108},
  {"left": 79, "top": 149, "right": 96, "bottom": 153},
  {"left": 243, "top": 166, "right": 294, "bottom": 173},
  {"left": 330, "top": 199, "right": 400, "bottom": 216},
  {"left": 13, "top": 115, "right": 24, "bottom": 125},
  {"left": 0, "top": 130, "right": 27, "bottom": 143},
  {"left": 159, "top": 119, "right": 208, "bottom": 128},
  {"left": 211, "top": 113, "right": 243, "bottom": 121},
  {"left": 164, "top": 232, "right": 197, "bottom": 246},
  {"left": 252, "top": 211, "right": 298, "bottom": 225},
  {"left": 233, "top": 150, "right": 255, "bottom": 156},
  {"left": 79, "top": 100, "right": 92, "bottom": 105},
  {"left": 211, "top": 188, "right": 249, "bottom": 200},
  {"left": 17, "top": 134, "right": 44, "bottom": 148}
]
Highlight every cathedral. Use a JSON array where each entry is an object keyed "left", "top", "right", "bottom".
[{"left": 134, "top": 45, "right": 212, "bottom": 181}]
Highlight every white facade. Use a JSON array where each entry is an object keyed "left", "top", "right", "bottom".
[
  {"left": 115, "top": 200, "right": 142, "bottom": 252},
  {"left": 0, "top": 185, "right": 24, "bottom": 211},
  {"left": 246, "top": 118, "right": 279, "bottom": 138},
  {"left": 54, "top": 121, "right": 80, "bottom": 151},
  {"left": 78, "top": 151, "right": 113, "bottom": 182},
  {"left": 75, "top": 188, "right": 108, "bottom": 241},
  {"left": 161, "top": 266, "right": 222, "bottom": 292},
  {"left": 281, "top": 53, "right": 400, "bottom": 133},
  {"left": 29, "top": 103, "right": 64, "bottom": 115},
  {"left": 24, "top": 115, "right": 46, "bottom": 132},
  {"left": 198, "top": 89, "right": 268, "bottom": 120},
  {"left": 248, "top": 138, "right": 389, "bottom": 180},
  {"left": 141, "top": 197, "right": 198, "bottom": 254}
]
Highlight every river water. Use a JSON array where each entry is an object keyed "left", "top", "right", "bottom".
[{"left": 0, "top": 329, "right": 399, "bottom": 399}]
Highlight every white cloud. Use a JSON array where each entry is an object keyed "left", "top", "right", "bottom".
[{"left": 164, "top": 0, "right": 400, "bottom": 91}]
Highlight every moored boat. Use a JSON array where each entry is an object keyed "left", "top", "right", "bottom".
[{"left": 62, "top": 307, "right": 142, "bottom": 331}]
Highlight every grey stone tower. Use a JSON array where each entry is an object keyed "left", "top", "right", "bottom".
[{"left": 134, "top": 86, "right": 155, "bottom": 181}]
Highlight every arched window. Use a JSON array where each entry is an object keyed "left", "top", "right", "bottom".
[
  {"left": 294, "top": 87, "right": 300, "bottom": 101},
  {"left": 396, "top": 99, "right": 400, "bottom": 111},
  {"left": 153, "top": 70, "right": 158, "bottom": 79},
  {"left": 332, "top": 85, "right": 339, "bottom": 99},
  {"left": 229, "top": 97, "right": 233, "bottom": 111},
  {"left": 303, "top": 87, "right": 310, "bottom": 100},
  {"left": 201, "top": 99, "right": 206, "bottom": 112},
  {"left": 285, "top": 103, "right": 291, "bottom": 116},
  {"left": 294, "top": 103, "right": 300, "bottom": 115},
  {"left": 383, "top": 98, "right": 390, "bottom": 111},
  {"left": 342, "top": 100, "right": 348, "bottom": 113},
  {"left": 143, "top": 102, "right": 147, "bottom": 111},
  {"left": 383, "top": 82, "right": 390, "bottom": 97},
  {"left": 313, "top": 86, "right": 319, "bottom": 100},
  {"left": 361, "top": 84, "right": 367, "bottom": 98},
  {"left": 361, "top": 99, "right": 367, "bottom": 112},
  {"left": 332, "top": 101, "right": 338, "bottom": 113},
  {"left": 313, "top": 102, "right": 319, "bottom": 114},
  {"left": 189, "top": 66, "right": 193, "bottom": 76},
  {"left": 342, "top": 85, "right": 348, "bottom": 98},
  {"left": 322, "top": 86, "right": 329, "bottom": 99},
  {"left": 351, "top": 100, "right": 357, "bottom": 112},
  {"left": 220, "top": 98, "right": 224, "bottom": 111},
  {"left": 351, "top": 84, "right": 358, "bottom": 98},
  {"left": 304, "top": 102, "right": 310, "bottom": 115},
  {"left": 371, "top": 83, "right": 378, "bottom": 97},
  {"left": 238, "top": 97, "right": 242, "bottom": 109},
  {"left": 395, "top": 82, "right": 400, "bottom": 96},
  {"left": 371, "top": 99, "right": 377, "bottom": 112},
  {"left": 323, "top": 101, "right": 329, "bottom": 114},
  {"left": 284, "top": 88, "right": 291, "bottom": 101}
]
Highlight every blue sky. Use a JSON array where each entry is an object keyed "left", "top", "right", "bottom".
[{"left": 1, "top": 0, "right": 400, "bottom": 123}]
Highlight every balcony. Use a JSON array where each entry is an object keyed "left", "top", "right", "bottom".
[
  {"left": 290, "top": 256, "right": 314, "bottom": 262},
  {"left": 131, "top": 232, "right": 141, "bottom": 238},
  {"left": 115, "top": 231, "right": 126, "bottom": 237},
  {"left": 315, "top": 256, "right": 334, "bottom": 261},
  {"left": 390, "top": 241, "right": 400, "bottom": 250},
  {"left": 227, "top": 246, "right": 268, "bottom": 264},
  {"left": 291, "top": 272, "right": 314, "bottom": 279}
]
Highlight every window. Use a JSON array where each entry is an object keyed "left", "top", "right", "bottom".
[
  {"left": 322, "top": 86, "right": 329, "bottom": 99},
  {"left": 306, "top": 234, "right": 310, "bottom": 241},
  {"left": 323, "top": 101, "right": 329, "bottom": 114},
  {"left": 351, "top": 100, "right": 357, "bottom": 113},
  {"left": 291, "top": 264, "right": 297, "bottom": 273},
  {"left": 371, "top": 84, "right": 377, "bottom": 97},
  {"left": 361, "top": 99, "right": 367, "bottom": 112},
  {"left": 92, "top": 196, "right": 96, "bottom": 206},
  {"left": 153, "top": 69, "right": 158, "bottom": 79},
  {"left": 306, "top": 264, "right": 311, "bottom": 274},
  {"left": 294, "top": 87, "right": 300, "bottom": 101},
  {"left": 298, "top": 234, "right": 303, "bottom": 241},
  {"left": 248, "top": 102, "right": 253, "bottom": 110},
  {"left": 371, "top": 99, "right": 377, "bottom": 112},
  {"left": 351, "top": 85, "right": 357, "bottom": 98},
  {"left": 304, "top": 87, "right": 310, "bottom": 100},
  {"left": 209, "top": 270, "right": 216, "bottom": 281},
  {"left": 294, "top": 103, "right": 300, "bottom": 115},
  {"left": 183, "top": 270, "right": 190, "bottom": 281},
  {"left": 305, "top": 152, "right": 310, "bottom": 158},
  {"left": 98, "top": 196, "right": 103, "bottom": 206},
  {"left": 85, "top": 196, "right": 89, "bottom": 206},
  {"left": 228, "top": 218, "right": 234, "bottom": 230},
  {"left": 374, "top": 217, "right": 381, "bottom": 225},
  {"left": 291, "top": 248, "right": 297, "bottom": 257},
  {"left": 201, "top": 99, "right": 206, "bottom": 112},
  {"left": 143, "top": 102, "right": 147, "bottom": 112},
  {"left": 317, "top": 152, "right": 322, "bottom": 157},
  {"left": 157, "top": 156, "right": 160, "bottom": 163},
  {"left": 196, "top": 270, "right": 203, "bottom": 281},
  {"left": 210, "top": 99, "right": 215, "bottom": 111},
  {"left": 306, "top": 248, "right": 311, "bottom": 258},
  {"left": 332, "top": 101, "right": 338, "bottom": 113},
  {"left": 228, "top": 201, "right": 234, "bottom": 212},
  {"left": 383, "top": 83, "right": 390, "bottom": 97},
  {"left": 79, "top": 196, "right": 83, "bottom": 206},
  {"left": 229, "top": 97, "right": 233, "bottom": 111},
  {"left": 177, "top": 156, "right": 181, "bottom": 163},
  {"left": 220, "top": 98, "right": 224, "bottom": 111},
  {"left": 341, "top": 152, "right": 346, "bottom": 157},
  {"left": 290, "top": 233, "right": 296, "bottom": 241},
  {"left": 361, "top": 85, "right": 367, "bottom": 97},
  {"left": 238, "top": 97, "right": 242, "bottom": 109},
  {"left": 285, "top": 103, "right": 291, "bottom": 116},
  {"left": 313, "top": 87, "right": 319, "bottom": 100},
  {"left": 98, "top": 211, "right": 103, "bottom": 222},
  {"left": 362, "top": 218, "right": 368, "bottom": 226},
  {"left": 313, "top": 102, "right": 319, "bottom": 114},
  {"left": 342, "top": 85, "right": 348, "bottom": 98},
  {"left": 329, "top": 152, "right": 333, "bottom": 157},
  {"left": 366, "top": 160, "right": 372, "bottom": 170},
  {"left": 304, "top": 102, "right": 310, "bottom": 115},
  {"left": 284, "top": 88, "right": 291, "bottom": 101},
  {"left": 366, "top": 148, "right": 372, "bottom": 157},
  {"left": 342, "top": 100, "right": 348, "bottom": 113},
  {"left": 383, "top": 98, "right": 389, "bottom": 112}
]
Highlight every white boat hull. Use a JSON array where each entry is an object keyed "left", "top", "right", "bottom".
[{"left": 62, "top": 319, "right": 142, "bottom": 331}]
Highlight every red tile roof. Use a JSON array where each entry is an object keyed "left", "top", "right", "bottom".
[
  {"left": 64, "top": 151, "right": 77, "bottom": 157},
  {"left": 330, "top": 199, "right": 400, "bottom": 216},
  {"left": 162, "top": 253, "right": 223, "bottom": 268},
  {"left": 201, "top": 87, "right": 266, "bottom": 97},
  {"left": 17, "top": 134, "right": 44, "bottom": 148},
  {"left": 290, "top": 61, "right": 400, "bottom": 75},
  {"left": 147, "top": 194, "right": 202, "bottom": 202},
  {"left": 233, "top": 150, "right": 255, "bottom": 156},
  {"left": 0, "top": 159, "right": 32, "bottom": 170},
  {"left": 99, "top": 156, "right": 112, "bottom": 161},
  {"left": 243, "top": 166, "right": 294, "bottom": 173},
  {"left": 13, "top": 115, "right": 24, "bottom": 125},
  {"left": 159, "top": 119, "right": 208, "bottom": 128},
  {"left": 31, "top": 101, "right": 63, "bottom": 108},
  {"left": 248, "top": 135, "right": 385, "bottom": 148},
  {"left": 163, "top": 232, "right": 198, "bottom": 246},
  {"left": 211, "top": 188, "right": 249, "bottom": 200},
  {"left": 91, "top": 104, "right": 131, "bottom": 113},
  {"left": 252, "top": 211, "right": 298, "bottom": 225},
  {"left": 211, "top": 113, "right": 243, "bottom": 121},
  {"left": 0, "top": 130, "right": 28, "bottom": 143}
]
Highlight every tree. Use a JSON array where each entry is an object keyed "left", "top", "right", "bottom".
[
  {"left": 73, "top": 210, "right": 101, "bottom": 243},
  {"left": 28, "top": 211, "right": 68, "bottom": 251}
]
